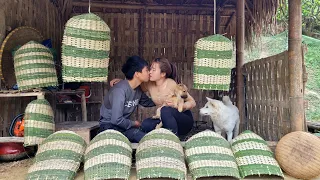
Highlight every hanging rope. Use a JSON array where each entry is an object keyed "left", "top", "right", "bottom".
[
  {"left": 213, "top": 0, "right": 216, "bottom": 35},
  {"left": 88, "top": 0, "right": 91, "bottom": 13}
]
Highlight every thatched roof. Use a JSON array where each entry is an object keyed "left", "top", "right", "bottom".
[{"left": 53, "top": 0, "right": 282, "bottom": 46}]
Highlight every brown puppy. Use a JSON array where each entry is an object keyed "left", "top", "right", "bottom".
[{"left": 152, "top": 83, "right": 189, "bottom": 129}]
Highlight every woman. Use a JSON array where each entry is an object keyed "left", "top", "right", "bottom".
[
  {"left": 100, "top": 56, "right": 155, "bottom": 143},
  {"left": 112, "top": 58, "right": 196, "bottom": 136}
]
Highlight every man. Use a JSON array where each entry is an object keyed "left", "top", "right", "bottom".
[{"left": 99, "top": 56, "right": 155, "bottom": 142}]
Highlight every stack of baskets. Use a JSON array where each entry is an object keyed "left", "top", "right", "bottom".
[
  {"left": 61, "top": 13, "right": 111, "bottom": 82},
  {"left": 193, "top": 34, "right": 234, "bottom": 91},
  {"left": 84, "top": 130, "right": 132, "bottom": 180},
  {"left": 13, "top": 41, "right": 58, "bottom": 91},
  {"left": 136, "top": 128, "right": 187, "bottom": 180},
  {"left": 26, "top": 130, "right": 86, "bottom": 179}
]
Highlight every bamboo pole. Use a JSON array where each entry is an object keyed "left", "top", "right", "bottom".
[
  {"left": 236, "top": 0, "right": 245, "bottom": 131},
  {"left": 288, "top": 0, "right": 305, "bottom": 131}
]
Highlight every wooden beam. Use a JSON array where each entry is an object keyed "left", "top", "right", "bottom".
[
  {"left": 72, "top": 2, "right": 237, "bottom": 12},
  {"left": 288, "top": 0, "right": 305, "bottom": 131},
  {"left": 0, "top": 137, "right": 24, "bottom": 143},
  {"left": 224, "top": 11, "right": 235, "bottom": 32},
  {"left": 236, "top": 0, "right": 245, "bottom": 131},
  {"left": 245, "top": 0, "right": 255, "bottom": 23}
]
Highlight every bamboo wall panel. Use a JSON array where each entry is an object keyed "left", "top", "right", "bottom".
[
  {"left": 0, "top": 0, "right": 62, "bottom": 137},
  {"left": 243, "top": 51, "right": 291, "bottom": 141}
]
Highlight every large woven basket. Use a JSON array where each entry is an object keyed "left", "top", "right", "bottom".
[
  {"left": 24, "top": 98, "right": 55, "bottom": 146},
  {"left": 62, "top": 13, "right": 110, "bottom": 82},
  {"left": 231, "top": 130, "right": 284, "bottom": 179},
  {"left": 0, "top": 26, "right": 43, "bottom": 88},
  {"left": 275, "top": 131, "right": 320, "bottom": 179},
  {"left": 185, "top": 130, "right": 240, "bottom": 180},
  {"left": 14, "top": 41, "right": 58, "bottom": 91},
  {"left": 193, "top": 34, "right": 234, "bottom": 91},
  {"left": 84, "top": 129, "right": 132, "bottom": 180},
  {"left": 26, "top": 130, "right": 87, "bottom": 180},
  {"left": 136, "top": 128, "right": 187, "bottom": 180}
]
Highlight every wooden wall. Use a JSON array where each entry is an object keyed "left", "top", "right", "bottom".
[{"left": 0, "top": 0, "right": 63, "bottom": 136}]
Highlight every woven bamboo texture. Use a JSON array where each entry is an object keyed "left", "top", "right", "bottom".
[
  {"left": 136, "top": 128, "right": 187, "bottom": 180},
  {"left": 193, "top": 34, "right": 234, "bottom": 91},
  {"left": 84, "top": 129, "right": 132, "bottom": 180},
  {"left": 275, "top": 131, "right": 320, "bottom": 179},
  {"left": 231, "top": 130, "right": 284, "bottom": 179},
  {"left": 243, "top": 51, "right": 292, "bottom": 141},
  {"left": 0, "top": 0, "right": 64, "bottom": 137},
  {"left": 62, "top": 13, "right": 110, "bottom": 82},
  {"left": 185, "top": 130, "right": 240, "bottom": 180},
  {"left": 13, "top": 41, "right": 58, "bottom": 91},
  {"left": 24, "top": 98, "right": 55, "bottom": 146},
  {"left": 0, "top": 27, "right": 43, "bottom": 89},
  {"left": 26, "top": 130, "right": 87, "bottom": 180}
]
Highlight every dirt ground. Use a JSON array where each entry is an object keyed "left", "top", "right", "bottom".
[{"left": 1, "top": 157, "right": 320, "bottom": 180}]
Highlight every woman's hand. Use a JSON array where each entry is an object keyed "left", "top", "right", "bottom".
[
  {"left": 110, "top": 78, "right": 122, "bottom": 87},
  {"left": 165, "top": 100, "right": 177, "bottom": 108}
]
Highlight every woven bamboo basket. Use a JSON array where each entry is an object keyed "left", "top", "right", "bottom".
[
  {"left": 0, "top": 26, "right": 43, "bottom": 88},
  {"left": 84, "top": 129, "right": 132, "bottom": 180},
  {"left": 136, "top": 128, "right": 187, "bottom": 180},
  {"left": 275, "top": 131, "right": 320, "bottom": 179},
  {"left": 13, "top": 41, "right": 58, "bottom": 91},
  {"left": 231, "top": 130, "right": 284, "bottom": 179},
  {"left": 61, "top": 13, "right": 110, "bottom": 82},
  {"left": 193, "top": 34, "right": 234, "bottom": 91},
  {"left": 185, "top": 130, "right": 240, "bottom": 180},
  {"left": 24, "top": 98, "right": 55, "bottom": 146},
  {"left": 26, "top": 130, "right": 87, "bottom": 180}
]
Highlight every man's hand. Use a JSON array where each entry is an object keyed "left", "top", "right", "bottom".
[
  {"left": 133, "top": 120, "right": 141, "bottom": 128},
  {"left": 110, "top": 78, "right": 122, "bottom": 87}
]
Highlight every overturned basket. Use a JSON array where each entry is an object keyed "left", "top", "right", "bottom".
[
  {"left": 136, "top": 128, "right": 187, "bottom": 180},
  {"left": 26, "top": 130, "right": 86, "bottom": 180},
  {"left": 0, "top": 26, "right": 43, "bottom": 88},
  {"left": 84, "top": 130, "right": 132, "bottom": 180},
  {"left": 62, "top": 13, "right": 111, "bottom": 82},
  {"left": 185, "top": 130, "right": 240, "bottom": 179},
  {"left": 231, "top": 130, "right": 284, "bottom": 179}
]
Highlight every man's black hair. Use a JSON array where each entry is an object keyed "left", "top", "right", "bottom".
[{"left": 121, "top": 56, "right": 148, "bottom": 80}]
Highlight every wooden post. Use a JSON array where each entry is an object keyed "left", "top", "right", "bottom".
[
  {"left": 236, "top": 0, "right": 245, "bottom": 131},
  {"left": 288, "top": 0, "right": 305, "bottom": 131}
]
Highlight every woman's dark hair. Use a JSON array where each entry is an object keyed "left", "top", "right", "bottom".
[
  {"left": 122, "top": 56, "right": 148, "bottom": 80},
  {"left": 153, "top": 58, "right": 180, "bottom": 83}
]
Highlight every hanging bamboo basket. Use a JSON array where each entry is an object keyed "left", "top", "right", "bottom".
[
  {"left": 61, "top": 13, "right": 111, "bottom": 82},
  {"left": 193, "top": 34, "right": 234, "bottom": 91}
]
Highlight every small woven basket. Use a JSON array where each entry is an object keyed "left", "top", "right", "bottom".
[
  {"left": 231, "top": 130, "right": 284, "bottom": 179},
  {"left": 0, "top": 26, "right": 43, "bottom": 88},
  {"left": 136, "top": 128, "right": 187, "bottom": 180},
  {"left": 84, "top": 129, "right": 132, "bottom": 180},
  {"left": 24, "top": 98, "right": 55, "bottom": 146},
  {"left": 275, "top": 131, "right": 320, "bottom": 179},
  {"left": 185, "top": 130, "right": 240, "bottom": 180},
  {"left": 14, "top": 41, "right": 58, "bottom": 91},
  {"left": 62, "top": 13, "right": 110, "bottom": 82},
  {"left": 26, "top": 130, "right": 87, "bottom": 180},
  {"left": 193, "top": 34, "right": 234, "bottom": 91}
]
